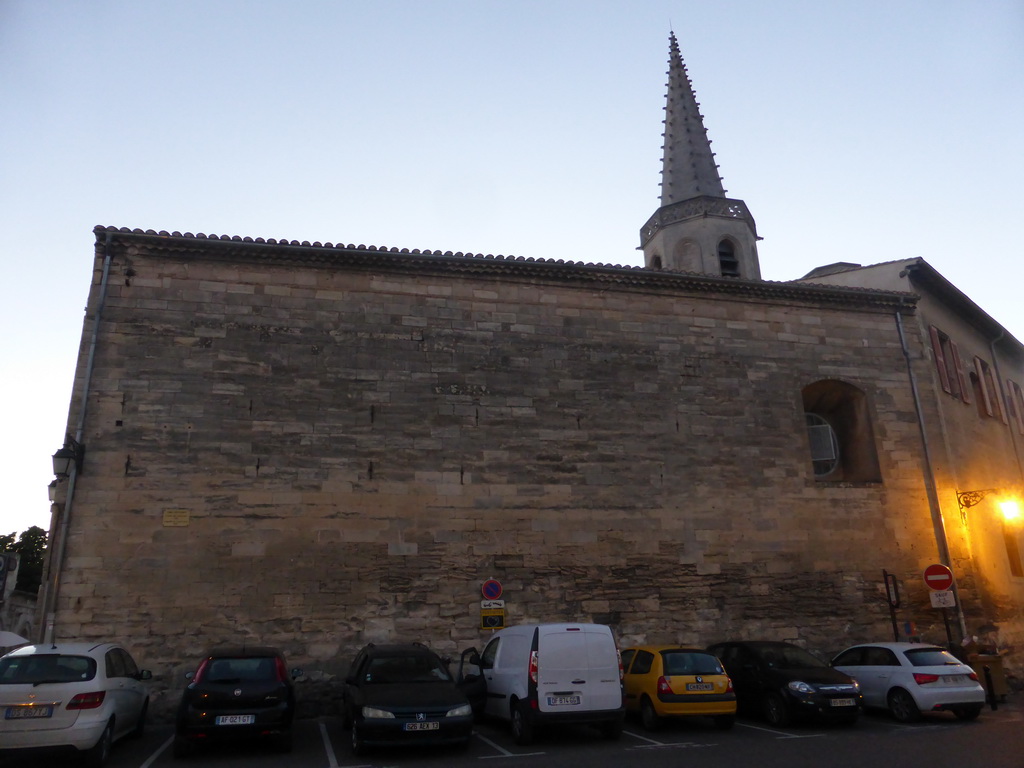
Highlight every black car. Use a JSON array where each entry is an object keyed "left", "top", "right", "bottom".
[
  {"left": 174, "top": 646, "right": 300, "bottom": 757},
  {"left": 341, "top": 643, "right": 475, "bottom": 755},
  {"left": 707, "top": 641, "right": 861, "bottom": 726}
]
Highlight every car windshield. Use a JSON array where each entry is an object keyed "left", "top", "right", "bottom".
[
  {"left": 202, "top": 657, "right": 279, "bottom": 683},
  {"left": 0, "top": 654, "right": 97, "bottom": 685},
  {"left": 904, "top": 648, "right": 962, "bottom": 667},
  {"left": 662, "top": 651, "right": 724, "bottom": 676},
  {"left": 757, "top": 645, "right": 826, "bottom": 669},
  {"left": 365, "top": 654, "right": 452, "bottom": 684}
]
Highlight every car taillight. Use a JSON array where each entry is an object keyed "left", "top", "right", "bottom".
[
  {"left": 656, "top": 676, "right": 672, "bottom": 695},
  {"left": 528, "top": 651, "right": 538, "bottom": 684},
  {"left": 67, "top": 691, "right": 106, "bottom": 710},
  {"left": 913, "top": 673, "right": 939, "bottom": 685},
  {"left": 274, "top": 656, "right": 288, "bottom": 683},
  {"left": 617, "top": 650, "right": 624, "bottom": 681},
  {"left": 968, "top": 671, "right": 979, "bottom": 682},
  {"left": 193, "top": 658, "right": 211, "bottom": 684},
  {"left": 726, "top": 677, "right": 734, "bottom": 693}
]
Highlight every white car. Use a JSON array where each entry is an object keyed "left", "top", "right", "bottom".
[
  {"left": 831, "top": 642, "right": 984, "bottom": 721},
  {"left": 0, "top": 642, "right": 151, "bottom": 766}
]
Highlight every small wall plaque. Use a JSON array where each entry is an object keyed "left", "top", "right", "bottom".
[{"left": 163, "top": 509, "right": 190, "bottom": 527}]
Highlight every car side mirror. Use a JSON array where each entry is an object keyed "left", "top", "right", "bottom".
[
  {"left": 184, "top": 671, "right": 194, "bottom": 680},
  {"left": 137, "top": 670, "right": 153, "bottom": 681}
]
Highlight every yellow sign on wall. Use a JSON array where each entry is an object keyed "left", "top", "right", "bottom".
[
  {"left": 480, "top": 608, "right": 505, "bottom": 630},
  {"left": 162, "top": 509, "right": 190, "bottom": 527}
]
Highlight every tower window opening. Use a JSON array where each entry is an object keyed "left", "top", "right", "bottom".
[{"left": 717, "top": 239, "right": 739, "bottom": 277}]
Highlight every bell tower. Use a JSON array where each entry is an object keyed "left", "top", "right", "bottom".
[{"left": 640, "top": 34, "right": 760, "bottom": 279}]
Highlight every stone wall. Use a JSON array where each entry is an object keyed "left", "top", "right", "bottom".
[{"left": 48, "top": 231, "right": 967, "bottom": 720}]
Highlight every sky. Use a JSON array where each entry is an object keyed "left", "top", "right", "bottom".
[{"left": 1, "top": 0, "right": 1022, "bottom": 537}]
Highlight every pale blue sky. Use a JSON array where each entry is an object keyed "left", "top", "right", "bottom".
[{"left": 2, "top": 0, "right": 1022, "bottom": 534}]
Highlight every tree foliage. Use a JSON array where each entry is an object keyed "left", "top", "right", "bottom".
[{"left": 1, "top": 526, "right": 48, "bottom": 595}]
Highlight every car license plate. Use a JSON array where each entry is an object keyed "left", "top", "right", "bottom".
[
  {"left": 830, "top": 698, "right": 856, "bottom": 707},
  {"left": 686, "top": 683, "right": 714, "bottom": 691},
  {"left": 946, "top": 675, "right": 965, "bottom": 683},
  {"left": 404, "top": 721, "right": 439, "bottom": 731},
  {"left": 215, "top": 714, "right": 255, "bottom": 725},
  {"left": 548, "top": 695, "right": 581, "bottom": 706},
  {"left": 6, "top": 705, "right": 53, "bottom": 719}
]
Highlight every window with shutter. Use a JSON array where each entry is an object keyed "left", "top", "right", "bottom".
[
  {"left": 802, "top": 380, "right": 881, "bottom": 483},
  {"left": 1008, "top": 380, "right": 1024, "bottom": 434},
  {"left": 974, "top": 356, "right": 1007, "bottom": 423}
]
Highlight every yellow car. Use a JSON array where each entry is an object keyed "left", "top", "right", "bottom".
[{"left": 621, "top": 646, "right": 736, "bottom": 730}]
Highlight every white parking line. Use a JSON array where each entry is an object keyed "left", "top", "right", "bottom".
[
  {"left": 622, "top": 728, "right": 663, "bottom": 745},
  {"left": 475, "top": 731, "right": 546, "bottom": 758},
  {"left": 319, "top": 719, "right": 340, "bottom": 768},
  {"left": 138, "top": 735, "right": 173, "bottom": 768},
  {"left": 736, "top": 722, "right": 824, "bottom": 739}
]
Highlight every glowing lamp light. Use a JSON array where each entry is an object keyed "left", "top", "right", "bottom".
[{"left": 998, "top": 500, "right": 1021, "bottom": 523}]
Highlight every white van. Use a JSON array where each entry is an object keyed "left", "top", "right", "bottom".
[{"left": 459, "top": 623, "right": 624, "bottom": 744}]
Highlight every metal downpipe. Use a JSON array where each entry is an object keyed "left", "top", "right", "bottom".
[{"left": 895, "top": 305, "right": 967, "bottom": 639}]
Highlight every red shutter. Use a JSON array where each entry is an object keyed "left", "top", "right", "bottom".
[
  {"left": 950, "top": 341, "right": 971, "bottom": 404},
  {"left": 1008, "top": 380, "right": 1024, "bottom": 434},
  {"left": 929, "top": 326, "right": 952, "bottom": 394},
  {"left": 975, "top": 357, "right": 994, "bottom": 416}
]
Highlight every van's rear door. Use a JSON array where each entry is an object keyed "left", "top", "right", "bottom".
[{"left": 536, "top": 626, "right": 622, "bottom": 714}]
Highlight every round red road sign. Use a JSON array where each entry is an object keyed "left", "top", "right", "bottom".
[
  {"left": 481, "top": 579, "right": 503, "bottom": 600},
  {"left": 923, "top": 563, "right": 954, "bottom": 591}
]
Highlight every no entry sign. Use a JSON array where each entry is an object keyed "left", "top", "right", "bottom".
[{"left": 923, "top": 563, "right": 954, "bottom": 591}]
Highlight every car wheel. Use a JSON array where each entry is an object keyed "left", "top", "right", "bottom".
[
  {"left": 640, "top": 697, "right": 662, "bottom": 731},
  {"left": 84, "top": 721, "right": 113, "bottom": 768},
  {"left": 887, "top": 688, "right": 921, "bottom": 722},
  {"left": 953, "top": 705, "right": 982, "bottom": 721},
  {"left": 131, "top": 699, "right": 148, "bottom": 739},
  {"left": 763, "top": 692, "right": 792, "bottom": 727},
  {"left": 511, "top": 700, "right": 536, "bottom": 746},
  {"left": 275, "top": 730, "right": 293, "bottom": 752},
  {"left": 351, "top": 723, "right": 368, "bottom": 756},
  {"left": 172, "top": 735, "right": 193, "bottom": 759},
  {"left": 599, "top": 717, "right": 623, "bottom": 740},
  {"left": 713, "top": 714, "right": 735, "bottom": 730}
]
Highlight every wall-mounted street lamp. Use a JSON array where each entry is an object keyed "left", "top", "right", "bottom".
[
  {"left": 956, "top": 488, "right": 1021, "bottom": 524},
  {"left": 47, "top": 480, "right": 57, "bottom": 503},
  {"left": 51, "top": 435, "right": 85, "bottom": 478}
]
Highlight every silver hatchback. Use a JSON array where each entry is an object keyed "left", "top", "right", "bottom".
[
  {"left": 831, "top": 642, "right": 984, "bottom": 721},
  {"left": 0, "top": 642, "right": 151, "bottom": 766}
]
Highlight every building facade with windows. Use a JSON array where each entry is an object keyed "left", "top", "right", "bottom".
[
  {"left": 40, "top": 36, "right": 1023, "bottom": 714},
  {"left": 798, "top": 259, "right": 1024, "bottom": 625}
]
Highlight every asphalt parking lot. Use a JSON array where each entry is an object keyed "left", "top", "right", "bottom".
[{"left": 3, "top": 698, "right": 1021, "bottom": 768}]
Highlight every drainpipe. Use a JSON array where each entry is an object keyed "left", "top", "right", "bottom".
[
  {"left": 895, "top": 304, "right": 968, "bottom": 639},
  {"left": 41, "top": 232, "right": 114, "bottom": 644}
]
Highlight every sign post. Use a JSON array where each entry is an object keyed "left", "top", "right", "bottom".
[
  {"left": 480, "top": 579, "right": 505, "bottom": 629},
  {"left": 923, "top": 564, "right": 956, "bottom": 649},
  {"left": 882, "top": 569, "right": 900, "bottom": 642}
]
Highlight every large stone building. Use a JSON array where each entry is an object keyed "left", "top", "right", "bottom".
[{"left": 41, "top": 35, "right": 1023, "bottom": 715}]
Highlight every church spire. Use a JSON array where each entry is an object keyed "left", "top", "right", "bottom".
[
  {"left": 640, "top": 33, "right": 761, "bottom": 280},
  {"left": 660, "top": 32, "right": 725, "bottom": 204}
]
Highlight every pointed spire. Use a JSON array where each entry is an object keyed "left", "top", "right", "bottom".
[{"left": 659, "top": 33, "right": 725, "bottom": 205}]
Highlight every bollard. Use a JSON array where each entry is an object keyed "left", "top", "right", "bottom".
[{"left": 983, "top": 665, "right": 998, "bottom": 711}]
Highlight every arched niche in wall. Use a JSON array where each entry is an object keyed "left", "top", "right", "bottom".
[{"left": 802, "top": 379, "right": 882, "bottom": 483}]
